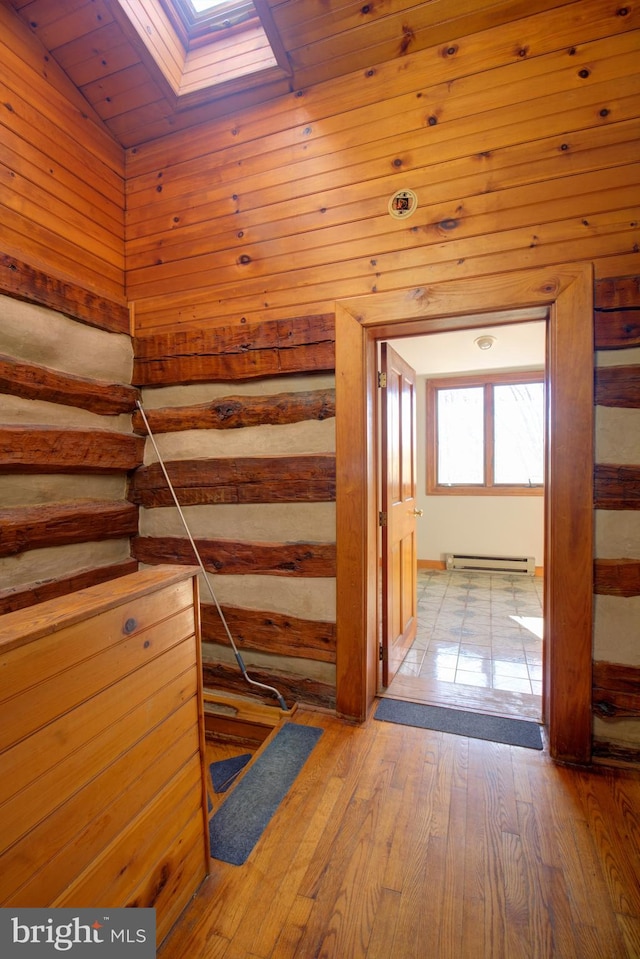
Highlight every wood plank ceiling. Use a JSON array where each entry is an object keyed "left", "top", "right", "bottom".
[{"left": 7, "top": 0, "right": 568, "bottom": 148}]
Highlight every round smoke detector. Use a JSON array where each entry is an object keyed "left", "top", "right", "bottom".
[{"left": 388, "top": 188, "right": 418, "bottom": 219}]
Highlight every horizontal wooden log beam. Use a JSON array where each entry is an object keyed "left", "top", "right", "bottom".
[
  {"left": 200, "top": 602, "right": 335, "bottom": 663},
  {"left": 595, "top": 276, "right": 640, "bottom": 310},
  {"left": 593, "top": 661, "right": 640, "bottom": 720},
  {"left": 0, "top": 254, "right": 129, "bottom": 334},
  {"left": 594, "top": 364, "right": 640, "bottom": 408},
  {"left": 0, "top": 353, "right": 139, "bottom": 414},
  {"left": 0, "top": 501, "right": 139, "bottom": 557},
  {"left": 0, "top": 560, "right": 138, "bottom": 615},
  {"left": 129, "top": 454, "right": 336, "bottom": 505},
  {"left": 132, "top": 536, "right": 336, "bottom": 576},
  {"left": 594, "top": 464, "right": 640, "bottom": 509},
  {"left": 594, "top": 310, "right": 640, "bottom": 350},
  {"left": 0, "top": 427, "right": 144, "bottom": 473},
  {"left": 594, "top": 559, "right": 640, "bottom": 597},
  {"left": 133, "top": 314, "right": 335, "bottom": 386},
  {"left": 133, "top": 388, "right": 335, "bottom": 433},
  {"left": 202, "top": 660, "right": 335, "bottom": 711}
]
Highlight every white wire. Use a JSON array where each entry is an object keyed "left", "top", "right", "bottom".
[{"left": 135, "top": 400, "right": 288, "bottom": 709}]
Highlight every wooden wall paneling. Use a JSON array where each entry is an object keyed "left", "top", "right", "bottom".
[
  {"left": 0, "top": 2, "right": 126, "bottom": 300},
  {"left": 81, "top": 62, "right": 168, "bottom": 123},
  {"left": 52, "top": 20, "right": 141, "bottom": 85},
  {"left": 123, "top": 0, "right": 638, "bottom": 181},
  {"left": 0, "top": 500, "right": 139, "bottom": 557},
  {"left": 0, "top": 426, "right": 144, "bottom": 472},
  {"left": 129, "top": 454, "right": 335, "bottom": 506},
  {"left": 129, "top": 139, "right": 638, "bottom": 330},
  {"left": 125, "top": 137, "right": 639, "bottom": 284},
  {"left": 281, "top": 0, "right": 580, "bottom": 86},
  {"left": 126, "top": 163, "right": 639, "bottom": 300},
  {"left": 125, "top": 119, "right": 639, "bottom": 263},
  {"left": 115, "top": 78, "right": 294, "bottom": 147},
  {"left": 0, "top": 9, "right": 123, "bottom": 186},
  {"left": 122, "top": 18, "right": 629, "bottom": 253},
  {"left": 0, "top": 1, "right": 119, "bottom": 141},
  {"left": 24, "top": 1, "right": 116, "bottom": 52},
  {"left": 125, "top": 30, "right": 638, "bottom": 249},
  {"left": 132, "top": 535, "right": 336, "bottom": 577}
]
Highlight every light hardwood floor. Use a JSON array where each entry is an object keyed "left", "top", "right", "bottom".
[{"left": 161, "top": 708, "right": 640, "bottom": 959}]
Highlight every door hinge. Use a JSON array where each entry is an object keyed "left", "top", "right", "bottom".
[
  {"left": 379, "top": 511, "right": 387, "bottom": 527},
  {"left": 378, "top": 371, "right": 387, "bottom": 388},
  {"left": 379, "top": 643, "right": 384, "bottom": 661}
]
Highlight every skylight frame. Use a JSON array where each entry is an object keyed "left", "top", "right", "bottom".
[{"left": 159, "top": 0, "right": 259, "bottom": 49}]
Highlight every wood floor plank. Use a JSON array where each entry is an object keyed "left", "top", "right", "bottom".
[{"left": 159, "top": 708, "right": 640, "bottom": 959}]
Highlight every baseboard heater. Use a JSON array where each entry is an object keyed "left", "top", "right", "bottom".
[{"left": 445, "top": 553, "right": 535, "bottom": 575}]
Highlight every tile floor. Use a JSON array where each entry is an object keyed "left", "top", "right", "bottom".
[{"left": 390, "top": 568, "right": 543, "bottom": 717}]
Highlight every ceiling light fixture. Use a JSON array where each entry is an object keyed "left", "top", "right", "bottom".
[{"left": 474, "top": 335, "right": 496, "bottom": 351}]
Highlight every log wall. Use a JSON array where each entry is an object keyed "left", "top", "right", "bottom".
[
  {"left": 592, "top": 276, "right": 640, "bottom": 761},
  {"left": 133, "top": 377, "right": 337, "bottom": 710},
  {"left": 0, "top": 290, "right": 141, "bottom": 614}
]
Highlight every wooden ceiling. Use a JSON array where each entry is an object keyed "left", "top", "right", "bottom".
[{"left": 8, "top": 0, "right": 565, "bottom": 148}]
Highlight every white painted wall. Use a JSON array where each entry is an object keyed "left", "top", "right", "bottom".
[
  {"left": 414, "top": 375, "right": 545, "bottom": 565},
  {"left": 388, "top": 322, "right": 547, "bottom": 567}
]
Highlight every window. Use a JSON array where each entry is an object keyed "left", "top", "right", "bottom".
[
  {"left": 161, "top": 0, "right": 258, "bottom": 46},
  {"left": 426, "top": 371, "right": 545, "bottom": 495}
]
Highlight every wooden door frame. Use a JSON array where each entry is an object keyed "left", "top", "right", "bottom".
[{"left": 335, "top": 264, "right": 594, "bottom": 765}]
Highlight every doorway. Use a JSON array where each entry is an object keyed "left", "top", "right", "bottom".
[
  {"left": 334, "top": 264, "right": 594, "bottom": 765},
  {"left": 379, "top": 322, "right": 545, "bottom": 723}
]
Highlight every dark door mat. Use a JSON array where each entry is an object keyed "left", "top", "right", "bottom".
[
  {"left": 210, "top": 753, "right": 252, "bottom": 793},
  {"left": 209, "top": 722, "right": 324, "bottom": 865},
  {"left": 375, "top": 697, "right": 543, "bottom": 749}
]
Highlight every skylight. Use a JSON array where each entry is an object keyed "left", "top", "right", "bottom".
[
  {"left": 191, "top": 1, "right": 222, "bottom": 10},
  {"left": 121, "top": 0, "right": 289, "bottom": 103},
  {"left": 170, "top": 0, "right": 258, "bottom": 37}
]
